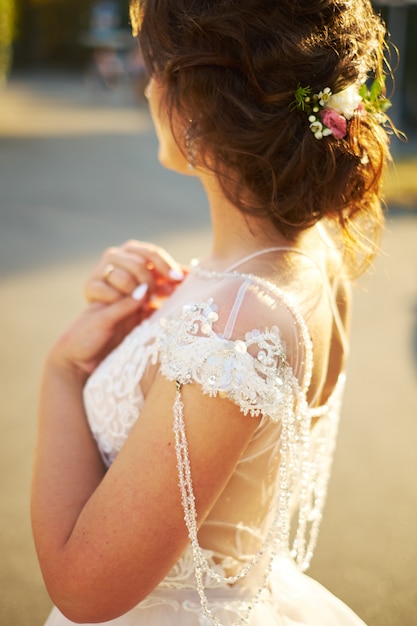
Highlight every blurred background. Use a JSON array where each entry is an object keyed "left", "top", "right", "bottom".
[{"left": 0, "top": 1, "right": 416, "bottom": 625}]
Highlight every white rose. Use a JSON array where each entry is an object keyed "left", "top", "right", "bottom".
[{"left": 327, "top": 85, "right": 362, "bottom": 120}]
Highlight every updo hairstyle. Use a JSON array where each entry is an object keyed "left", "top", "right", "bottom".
[{"left": 131, "top": 0, "right": 392, "bottom": 275}]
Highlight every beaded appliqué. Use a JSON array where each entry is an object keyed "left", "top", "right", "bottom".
[{"left": 158, "top": 298, "right": 297, "bottom": 422}]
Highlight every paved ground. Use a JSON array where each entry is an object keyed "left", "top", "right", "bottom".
[{"left": 0, "top": 73, "right": 416, "bottom": 626}]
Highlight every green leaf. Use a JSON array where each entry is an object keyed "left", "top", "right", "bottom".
[
  {"left": 289, "top": 84, "right": 312, "bottom": 111},
  {"left": 370, "top": 78, "right": 383, "bottom": 101}
]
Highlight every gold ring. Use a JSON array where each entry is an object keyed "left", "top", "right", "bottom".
[{"left": 103, "top": 263, "right": 116, "bottom": 281}]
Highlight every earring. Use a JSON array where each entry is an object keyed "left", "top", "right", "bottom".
[{"left": 184, "top": 120, "right": 197, "bottom": 170}]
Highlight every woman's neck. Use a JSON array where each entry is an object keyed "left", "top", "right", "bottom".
[{"left": 198, "top": 171, "right": 305, "bottom": 270}]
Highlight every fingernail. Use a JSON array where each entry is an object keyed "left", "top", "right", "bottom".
[
  {"left": 168, "top": 268, "right": 184, "bottom": 281},
  {"left": 132, "top": 283, "right": 149, "bottom": 301}
]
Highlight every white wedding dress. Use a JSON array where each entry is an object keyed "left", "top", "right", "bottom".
[{"left": 44, "top": 246, "right": 366, "bottom": 626}]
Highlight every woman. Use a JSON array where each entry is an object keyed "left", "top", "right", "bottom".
[{"left": 31, "top": 1, "right": 392, "bottom": 624}]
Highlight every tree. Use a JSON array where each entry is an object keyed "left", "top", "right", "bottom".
[{"left": 0, "top": 0, "right": 15, "bottom": 82}]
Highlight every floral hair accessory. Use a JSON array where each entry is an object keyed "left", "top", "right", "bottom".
[{"left": 290, "top": 79, "right": 391, "bottom": 140}]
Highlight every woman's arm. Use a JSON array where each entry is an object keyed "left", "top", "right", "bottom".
[{"left": 32, "top": 252, "right": 260, "bottom": 623}]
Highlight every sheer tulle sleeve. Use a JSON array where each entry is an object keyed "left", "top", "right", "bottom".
[
  {"left": 155, "top": 272, "right": 314, "bottom": 419},
  {"left": 158, "top": 297, "right": 301, "bottom": 422}
]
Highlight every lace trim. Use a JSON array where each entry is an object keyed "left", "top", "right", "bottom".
[
  {"left": 158, "top": 299, "right": 298, "bottom": 421},
  {"left": 84, "top": 319, "right": 161, "bottom": 466},
  {"left": 157, "top": 545, "right": 228, "bottom": 590}
]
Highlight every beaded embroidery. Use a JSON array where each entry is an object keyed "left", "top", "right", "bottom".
[{"left": 158, "top": 298, "right": 297, "bottom": 421}]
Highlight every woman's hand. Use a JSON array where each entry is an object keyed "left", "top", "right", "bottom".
[
  {"left": 49, "top": 297, "right": 147, "bottom": 377},
  {"left": 51, "top": 241, "right": 186, "bottom": 377},
  {"left": 84, "top": 240, "right": 185, "bottom": 310}
]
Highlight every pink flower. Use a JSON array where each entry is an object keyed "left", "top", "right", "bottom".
[
  {"left": 320, "top": 108, "right": 347, "bottom": 139},
  {"left": 356, "top": 102, "right": 367, "bottom": 118}
]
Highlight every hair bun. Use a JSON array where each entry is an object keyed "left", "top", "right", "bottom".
[{"left": 135, "top": 0, "right": 391, "bottom": 276}]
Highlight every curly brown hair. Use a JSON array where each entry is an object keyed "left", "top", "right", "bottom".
[{"left": 131, "top": 0, "right": 392, "bottom": 275}]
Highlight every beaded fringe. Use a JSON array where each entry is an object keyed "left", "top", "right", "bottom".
[{"left": 172, "top": 365, "right": 341, "bottom": 625}]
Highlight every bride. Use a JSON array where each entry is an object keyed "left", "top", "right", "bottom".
[{"left": 31, "top": 1, "right": 392, "bottom": 624}]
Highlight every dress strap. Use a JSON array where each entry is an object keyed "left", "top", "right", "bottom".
[
  {"left": 224, "top": 246, "right": 349, "bottom": 356},
  {"left": 224, "top": 246, "right": 294, "bottom": 272}
]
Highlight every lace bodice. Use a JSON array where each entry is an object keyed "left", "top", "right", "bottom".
[{"left": 83, "top": 259, "right": 347, "bottom": 623}]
